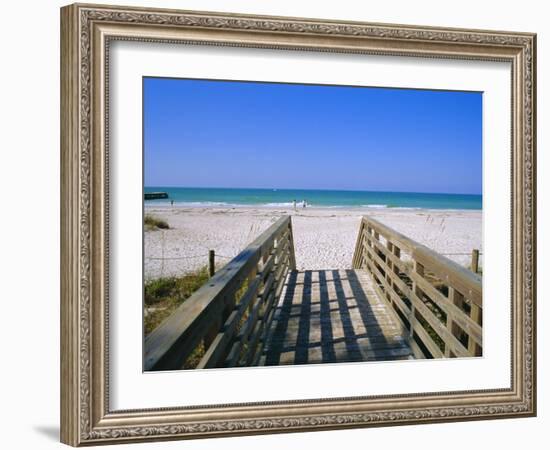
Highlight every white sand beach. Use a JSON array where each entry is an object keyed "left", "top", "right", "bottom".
[{"left": 144, "top": 206, "right": 482, "bottom": 280}]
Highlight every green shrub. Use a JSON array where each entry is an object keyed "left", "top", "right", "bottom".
[
  {"left": 144, "top": 267, "right": 209, "bottom": 335},
  {"left": 144, "top": 214, "right": 169, "bottom": 230}
]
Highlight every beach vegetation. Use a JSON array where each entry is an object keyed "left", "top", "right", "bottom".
[
  {"left": 144, "top": 266, "right": 252, "bottom": 369},
  {"left": 144, "top": 214, "right": 169, "bottom": 230},
  {"left": 144, "top": 267, "right": 209, "bottom": 335}
]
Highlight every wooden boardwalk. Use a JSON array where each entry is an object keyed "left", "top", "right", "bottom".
[
  {"left": 144, "top": 216, "right": 482, "bottom": 371},
  {"left": 260, "top": 269, "right": 413, "bottom": 366}
]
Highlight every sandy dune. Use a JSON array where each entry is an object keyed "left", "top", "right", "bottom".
[{"left": 144, "top": 206, "right": 482, "bottom": 280}]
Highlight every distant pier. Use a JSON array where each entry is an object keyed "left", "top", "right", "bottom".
[{"left": 144, "top": 192, "right": 168, "bottom": 200}]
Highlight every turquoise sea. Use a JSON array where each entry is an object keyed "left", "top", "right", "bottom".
[{"left": 144, "top": 187, "right": 482, "bottom": 210}]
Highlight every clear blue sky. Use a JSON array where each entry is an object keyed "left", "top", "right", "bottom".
[{"left": 143, "top": 77, "right": 482, "bottom": 195}]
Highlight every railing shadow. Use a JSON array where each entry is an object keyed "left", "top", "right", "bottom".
[
  {"left": 344, "top": 269, "right": 392, "bottom": 359},
  {"left": 263, "top": 269, "right": 406, "bottom": 365},
  {"left": 264, "top": 270, "right": 299, "bottom": 365}
]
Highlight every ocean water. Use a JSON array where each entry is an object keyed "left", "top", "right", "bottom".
[{"left": 144, "top": 187, "right": 482, "bottom": 210}]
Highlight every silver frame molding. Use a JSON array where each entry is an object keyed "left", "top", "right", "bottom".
[{"left": 60, "top": 3, "right": 536, "bottom": 446}]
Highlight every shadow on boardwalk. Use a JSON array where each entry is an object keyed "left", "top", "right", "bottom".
[{"left": 262, "top": 269, "right": 412, "bottom": 366}]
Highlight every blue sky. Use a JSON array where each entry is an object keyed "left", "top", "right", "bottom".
[{"left": 143, "top": 78, "right": 482, "bottom": 195}]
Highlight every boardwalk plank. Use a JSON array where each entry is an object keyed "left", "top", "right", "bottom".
[{"left": 261, "top": 269, "right": 413, "bottom": 366}]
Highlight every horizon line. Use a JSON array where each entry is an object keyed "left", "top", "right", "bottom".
[{"left": 143, "top": 185, "right": 482, "bottom": 196}]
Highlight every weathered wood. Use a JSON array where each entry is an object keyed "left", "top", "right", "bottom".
[
  {"left": 445, "top": 287, "right": 463, "bottom": 357},
  {"left": 411, "top": 260, "right": 423, "bottom": 342},
  {"left": 367, "top": 235, "right": 470, "bottom": 357},
  {"left": 468, "top": 303, "right": 483, "bottom": 356},
  {"left": 471, "top": 249, "right": 480, "bottom": 274},
  {"left": 144, "top": 216, "right": 294, "bottom": 371},
  {"left": 208, "top": 249, "right": 215, "bottom": 277},
  {"left": 365, "top": 217, "right": 482, "bottom": 306},
  {"left": 365, "top": 261, "right": 425, "bottom": 359},
  {"left": 352, "top": 216, "right": 483, "bottom": 359},
  {"left": 261, "top": 269, "right": 414, "bottom": 365},
  {"left": 146, "top": 214, "right": 481, "bottom": 371},
  {"left": 366, "top": 257, "right": 440, "bottom": 359},
  {"left": 197, "top": 313, "right": 239, "bottom": 370},
  {"left": 366, "top": 233, "right": 482, "bottom": 345},
  {"left": 252, "top": 258, "right": 290, "bottom": 365},
  {"left": 366, "top": 257, "right": 447, "bottom": 358},
  {"left": 369, "top": 247, "right": 469, "bottom": 356},
  {"left": 196, "top": 276, "right": 262, "bottom": 369},
  {"left": 225, "top": 272, "right": 276, "bottom": 367}
]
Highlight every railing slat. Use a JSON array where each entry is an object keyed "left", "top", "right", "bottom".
[
  {"left": 364, "top": 259, "right": 427, "bottom": 358},
  {"left": 251, "top": 256, "right": 291, "bottom": 366},
  {"left": 366, "top": 257, "right": 442, "bottom": 358},
  {"left": 353, "top": 215, "right": 482, "bottom": 359},
  {"left": 366, "top": 217, "right": 482, "bottom": 306},
  {"left": 365, "top": 237, "right": 470, "bottom": 358},
  {"left": 365, "top": 233, "right": 482, "bottom": 346},
  {"left": 145, "top": 215, "right": 294, "bottom": 371},
  {"left": 196, "top": 276, "right": 263, "bottom": 369}
]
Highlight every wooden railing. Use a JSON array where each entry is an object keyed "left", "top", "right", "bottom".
[
  {"left": 352, "top": 216, "right": 482, "bottom": 359},
  {"left": 145, "top": 216, "right": 296, "bottom": 370}
]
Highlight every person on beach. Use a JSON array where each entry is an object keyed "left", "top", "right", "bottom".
[
  {"left": 293, "top": 199, "right": 297, "bottom": 211},
  {"left": 302, "top": 199, "right": 306, "bottom": 208},
  {"left": 170, "top": 200, "right": 174, "bottom": 206}
]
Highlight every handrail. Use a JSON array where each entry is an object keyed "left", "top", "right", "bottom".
[
  {"left": 352, "top": 216, "right": 482, "bottom": 358},
  {"left": 145, "top": 216, "right": 296, "bottom": 370}
]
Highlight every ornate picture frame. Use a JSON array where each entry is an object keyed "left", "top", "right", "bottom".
[{"left": 60, "top": 3, "right": 536, "bottom": 446}]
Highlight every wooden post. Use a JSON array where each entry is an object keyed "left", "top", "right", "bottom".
[
  {"left": 468, "top": 304, "right": 482, "bottom": 356},
  {"left": 203, "top": 316, "right": 221, "bottom": 350},
  {"left": 410, "top": 261, "right": 424, "bottom": 341},
  {"left": 203, "top": 249, "right": 220, "bottom": 354},
  {"left": 386, "top": 241, "right": 393, "bottom": 282},
  {"left": 209, "top": 250, "right": 215, "bottom": 277},
  {"left": 386, "top": 241, "right": 393, "bottom": 302},
  {"left": 445, "top": 287, "right": 464, "bottom": 357},
  {"left": 471, "top": 249, "right": 480, "bottom": 274},
  {"left": 391, "top": 246, "right": 401, "bottom": 304}
]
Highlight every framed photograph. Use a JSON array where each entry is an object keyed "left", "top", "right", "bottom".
[{"left": 60, "top": 3, "right": 536, "bottom": 446}]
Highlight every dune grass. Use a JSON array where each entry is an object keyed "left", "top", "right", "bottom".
[
  {"left": 144, "top": 214, "right": 169, "bottom": 231},
  {"left": 144, "top": 265, "right": 253, "bottom": 369},
  {"left": 144, "top": 266, "right": 209, "bottom": 335}
]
